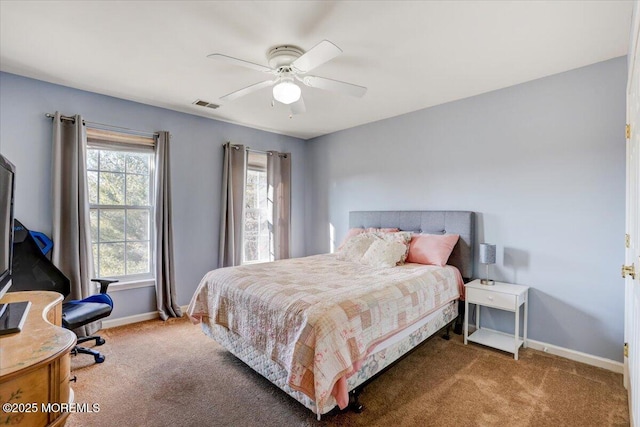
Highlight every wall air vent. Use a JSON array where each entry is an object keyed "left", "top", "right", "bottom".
[{"left": 193, "top": 99, "right": 220, "bottom": 109}]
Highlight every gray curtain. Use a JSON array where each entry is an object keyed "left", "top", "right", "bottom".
[
  {"left": 267, "top": 151, "right": 291, "bottom": 260},
  {"left": 219, "top": 142, "right": 247, "bottom": 268},
  {"left": 155, "top": 131, "right": 182, "bottom": 320},
  {"left": 51, "top": 112, "right": 96, "bottom": 336}
]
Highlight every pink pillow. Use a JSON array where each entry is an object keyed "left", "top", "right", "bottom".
[
  {"left": 338, "top": 228, "right": 365, "bottom": 249},
  {"left": 407, "top": 233, "right": 460, "bottom": 266}
]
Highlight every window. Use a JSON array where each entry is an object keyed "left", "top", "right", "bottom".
[
  {"left": 86, "top": 129, "right": 155, "bottom": 281},
  {"left": 243, "top": 153, "right": 271, "bottom": 264}
]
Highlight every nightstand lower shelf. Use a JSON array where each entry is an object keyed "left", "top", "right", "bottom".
[{"left": 467, "top": 328, "right": 524, "bottom": 355}]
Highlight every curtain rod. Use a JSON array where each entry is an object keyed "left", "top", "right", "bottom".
[
  {"left": 45, "top": 113, "right": 159, "bottom": 138},
  {"left": 229, "top": 143, "right": 288, "bottom": 158}
]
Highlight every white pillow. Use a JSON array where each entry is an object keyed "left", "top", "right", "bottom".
[
  {"left": 337, "top": 233, "right": 379, "bottom": 262},
  {"left": 361, "top": 239, "right": 407, "bottom": 268}
]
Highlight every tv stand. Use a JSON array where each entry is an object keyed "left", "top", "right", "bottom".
[
  {"left": 0, "top": 291, "right": 76, "bottom": 427},
  {"left": 0, "top": 300, "right": 31, "bottom": 335}
]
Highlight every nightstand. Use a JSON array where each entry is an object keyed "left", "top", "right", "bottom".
[{"left": 463, "top": 279, "right": 529, "bottom": 360}]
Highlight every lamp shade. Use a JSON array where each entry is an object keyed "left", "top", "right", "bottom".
[
  {"left": 479, "top": 243, "right": 496, "bottom": 264},
  {"left": 272, "top": 80, "right": 301, "bottom": 104}
]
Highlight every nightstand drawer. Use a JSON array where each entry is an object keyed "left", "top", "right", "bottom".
[{"left": 467, "top": 287, "right": 516, "bottom": 311}]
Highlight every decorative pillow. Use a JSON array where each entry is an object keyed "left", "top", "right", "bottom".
[
  {"left": 337, "top": 232, "right": 379, "bottom": 262},
  {"left": 338, "top": 228, "right": 365, "bottom": 250},
  {"left": 362, "top": 239, "right": 407, "bottom": 268},
  {"left": 406, "top": 233, "right": 460, "bottom": 266},
  {"left": 365, "top": 227, "right": 400, "bottom": 233},
  {"left": 378, "top": 231, "right": 413, "bottom": 265}
]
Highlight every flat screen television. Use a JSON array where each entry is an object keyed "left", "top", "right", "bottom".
[{"left": 0, "top": 153, "right": 29, "bottom": 335}]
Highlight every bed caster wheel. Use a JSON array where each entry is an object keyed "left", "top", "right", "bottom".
[
  {"left": 96, "top": 337, "right": 106, "bottom": 346},
  {"left": 352, "top": 403, "right": 364, "bottom": 413},
  {"left": 94, "top": 354, "right": 105, "bottom": 363}
]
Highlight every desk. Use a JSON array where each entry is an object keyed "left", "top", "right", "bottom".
[{"left": 0, "top": 291, "right": 76, "bottom": 426}]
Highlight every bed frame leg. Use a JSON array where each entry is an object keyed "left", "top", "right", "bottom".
[
  {"left": 453, "top": 300, "right": 464, "bottom": 335},
  {"left": 348, "top": 388, "right": 364, "bottom": 413},
  {"left": 442, "top": 323, "right": 451, "bottom": 340}
]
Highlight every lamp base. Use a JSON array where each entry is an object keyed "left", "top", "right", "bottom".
[{"left": 480, "top": 279, "right": 495, "bottom": 286}]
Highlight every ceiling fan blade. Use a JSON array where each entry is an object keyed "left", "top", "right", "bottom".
[
  {"left": 291, "top": 40, "right": 342, "bottom": 73},
  {"left": 290, "top": 96, "right": 306, "bottom": 115},
  {"left": 302, "top": 75, "right": 367, "bottom": 98},
  {"left": 220, "top": 80, "right": 274, "bottom": 102},
  {"left": 208, "top": 53, "right": 274, "bottom": 73}
]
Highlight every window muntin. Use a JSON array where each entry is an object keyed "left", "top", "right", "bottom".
[{"left": 87, "top": 148, "right": 154, "bottom": 280}]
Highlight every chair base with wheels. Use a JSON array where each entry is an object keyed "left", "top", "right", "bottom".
[
  {"left": 71, "top": 336, "right": 107, "bottom": 364},
  {"left": 62, "top": 278, "right": 118, "bottom": 364}
]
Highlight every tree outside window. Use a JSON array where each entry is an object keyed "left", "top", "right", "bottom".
[
  {"left": 243, "top": 162, "right": 271, "bottom": 264},
  {"left": 87, "top": 148, "right": 154, "bottom": 279}
]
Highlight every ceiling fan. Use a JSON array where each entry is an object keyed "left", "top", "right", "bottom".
[{"left": 208, "top": 40, "right": 367, "bottom": 115}]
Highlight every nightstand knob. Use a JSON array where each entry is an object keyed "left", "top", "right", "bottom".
[{"left": 488, "top": 296, "right": 494, "bottom": 301}]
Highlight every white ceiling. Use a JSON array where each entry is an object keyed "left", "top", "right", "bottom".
[{"left": 0, "top": 1, "right": 634, "bottom": 140}]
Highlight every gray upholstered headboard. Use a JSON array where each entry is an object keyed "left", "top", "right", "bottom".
[{"left": 349, "top": 211, "right": 475, "bottom": 280}]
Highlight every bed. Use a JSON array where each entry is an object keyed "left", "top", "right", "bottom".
[{"left": 187, "top": 210, "right": 475, "bottom": 418}]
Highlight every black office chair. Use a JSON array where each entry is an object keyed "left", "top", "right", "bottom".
[
  {"left": 62, "top": 278, "right": 117, "bottom": 363},
  {"left": 11, "top": 219, "right": 116, "bottom": 363}
]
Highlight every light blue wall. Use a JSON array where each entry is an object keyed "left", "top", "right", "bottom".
[
  {"left": 304, "top": 57, "right": 627, "bottom": 362},
  {"left": 0, "top": 72, "right": 306, "bottom": 319}
]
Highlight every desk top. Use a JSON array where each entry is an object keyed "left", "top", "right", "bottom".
[{"left": 0, "top": 291, "right": 76, "bottom": 379}]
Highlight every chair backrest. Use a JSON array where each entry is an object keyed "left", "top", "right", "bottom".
[{"left": 11, "top": 219, "right": 70, "bottom": 297}]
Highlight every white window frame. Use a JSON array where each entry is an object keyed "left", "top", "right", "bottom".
[{"left": 86, "top": 128, "right": 156, "bottom": 289}]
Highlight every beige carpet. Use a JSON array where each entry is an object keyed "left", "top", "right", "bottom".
[{"left": 67, "top": 317, "right": 629, "bottom": 427}]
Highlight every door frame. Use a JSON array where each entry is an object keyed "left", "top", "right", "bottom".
[{"left": 624, "top": 2, "right": 640, "bottom": 426}]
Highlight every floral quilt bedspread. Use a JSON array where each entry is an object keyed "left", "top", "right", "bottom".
[{"left": 187, "top": 254, "right": 462, "bottom": 411}]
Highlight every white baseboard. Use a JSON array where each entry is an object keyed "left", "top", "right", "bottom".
[
  {"left": 102, "top": 311, "right": 160, "bottom": 329},
  {"left": 102, "top": 304, "right": 191, "bottom": 329},
  {"left": 526, "top": 338, "right": 623, "bottom": 374},
  {"left": 477, "top": 327, "right": 623, "bottom": 374}
]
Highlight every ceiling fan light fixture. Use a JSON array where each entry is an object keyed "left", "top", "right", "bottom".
[
  {"left": 210, "top": 40, "right": 366, "bottom": 110},
  {"left": 272, "top": 80, "right": 301, "bottom": 105}
]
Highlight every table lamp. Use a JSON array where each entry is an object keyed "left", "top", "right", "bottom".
[{"left": 480, "top": 243, "right": 496, "bottom": 285}]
